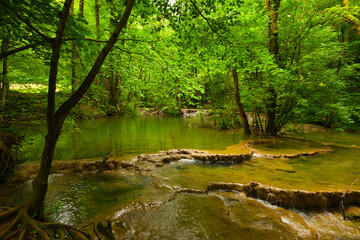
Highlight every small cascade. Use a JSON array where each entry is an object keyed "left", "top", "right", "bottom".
[{"left": 266, "top": 193, "right": 277, "bottom": 205}]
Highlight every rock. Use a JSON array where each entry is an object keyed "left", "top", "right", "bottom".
[{"left": 207, "top": 182, "right": 360, "bottom": 210}]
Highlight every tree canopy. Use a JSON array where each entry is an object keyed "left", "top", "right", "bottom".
[
  {"left": 0, "top": 0, "right": 360, "bottom": 238},
  {"left": 2, "top": 0, "right": 359, "bottom": 134}
]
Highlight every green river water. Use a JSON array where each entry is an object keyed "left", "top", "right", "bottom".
[
  {"left": 19, "top": 116, "right": 242, "bottom": 161},
  {"left": 6, "top": 117, "right": 360, "bottom": 239}
]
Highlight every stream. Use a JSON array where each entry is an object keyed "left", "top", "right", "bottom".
[{"left": 5, "top": 116, "right": 360, "bottom": 239}]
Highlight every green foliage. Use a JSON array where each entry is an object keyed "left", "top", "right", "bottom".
[
  {"left": 210, "top": 108, "right": 242, "bottom": 129},
  {"left": 162, "top": 103, "right": 180, "bottom": 117},
  {"left": 120, "top": 101, "right": 138, "bottom": 117},
  {"left": 2, "top": 0, "right": 360, "bottom": 133},
  {"left": 189, "top": 107, "right": 241, "bottom": 130}
]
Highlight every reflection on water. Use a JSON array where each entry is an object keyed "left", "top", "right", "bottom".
[{"left": 19, "top": 116, "right": 242, "bottom": 161}]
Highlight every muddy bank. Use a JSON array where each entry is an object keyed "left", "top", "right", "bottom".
[{"left": 207, "top": 182, "right": 360, "bottom": 210}]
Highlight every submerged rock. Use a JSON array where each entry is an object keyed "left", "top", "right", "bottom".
[{"left": 243, "top": 138, "right": 334, "bottom": 158}]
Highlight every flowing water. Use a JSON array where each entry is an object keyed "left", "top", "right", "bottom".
[{"left": 7, "top": 117, "right": 360, "bottom": 238}]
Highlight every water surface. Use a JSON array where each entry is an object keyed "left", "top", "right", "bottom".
[
  {"left": 9, "top": 118, "right": 360, "bottom": 238},
  {"left": 19, "top": 116, "right": 242, "bottom": 161}
]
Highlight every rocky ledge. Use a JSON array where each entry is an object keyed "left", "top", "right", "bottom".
[
  {"left": 3, "top": 149, "right": 253, "bottom": 185},
  {"left": 207, "top": 182, "right": 360, "bottom": 210},
  {"left": 135, "top": 149, "right": 252, "bottom": 168}
]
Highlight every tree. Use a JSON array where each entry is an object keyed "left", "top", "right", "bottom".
[
  {"left": 0, "top": 36, "right": 9, "bottom": 105},
  {"left": 0, "top": 0, "right": 135, "bottom": 238},
  {"left": 264, "top": 0, "right": 280, "bottom": 136},
  {"left": 232, "top": 67, "right": 251, "bottom": 135}
]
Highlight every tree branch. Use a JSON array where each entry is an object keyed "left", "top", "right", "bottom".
[
  {"left": 114, "top": 46, "right": 178, "bottom": 79},
  {"left": 188, "top": 0, "right": 225, "bottom": 39},
  {"left": 54, "top": 0, "right": 136, "bottom": 126},
  {"left": 0, "top": 42, "right": 45, "bottom": 59},
  {"left": 0, "top": 38, "right": 159, "bottom": 60}
]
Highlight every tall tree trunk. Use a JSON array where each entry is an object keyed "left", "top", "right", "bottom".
[
  {"left": 265, "top": 88, "right": 278, "bottom": 136},
  {"left": 265, "top": 0, "right": 280, "bottom": 136},
  {"left": 79, "top": 0, "right": 84, "bottom": 17},
  {"left": 266, "top": 0, "right": 280, "bottom": 59},
  {"left": 94, "top": 0, "right": 101, "bottom": 87},
  {"left": 232, "top": 68, "right": 251, "bottom": 135},
  {"left": 70, "top": 1, "right": 79, "bottom": 94},
  {"left": 108, "top": 10, "right": 122, "bottom": 108},
  {"left": 27, "top": 0, "right": 136, "bottom": 216},
  {"left": 28, "top": 0, "right": 73, "bottom": 215},
  {"left": 109, "top": 68, "right": 120, "bottom": 107},
  {"left": 1, "top": 37, "right": 9, "bottom": 106},
  {"left": 95, "top": 0, "right": 101, "bottom": 52}
]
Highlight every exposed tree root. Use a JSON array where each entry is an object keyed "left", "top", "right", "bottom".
[{"left": 0, "top": 204, "right": 90, "bottom": 240}]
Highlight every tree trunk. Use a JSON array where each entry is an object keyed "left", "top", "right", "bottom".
[
  {"left": 265, "top": 88, "right": 278, "bottom": 136},
  {"left": 1, "top": 37, "right": 9, "bottom": 105},
  {"left": 109, "top": 68, "right": 120, "bottom": 107},
  {"left": 27, "top": 0, "right": 136, "bottom": 216},
  {"left": 94, "top": 0, "right": 101, "bottom": 88},
  {"left": 70, "top": 1, "right": 79, "bottom": 94},
  {"left": 95, "top": 0, "right": 101, "bottom": 51},
  {"left": 108, "top": 9, "right": 124, "bottom": 108},
  {"left": 79, "top": 0, "right": 84, "bottom": 18},
  {"left": 71, "top": 44, "right": 78, "bottom": 94},
  {"left": 232, "top": 68, "right": 251, "bottom": 135},
  {"left": 265, "top": 0, "right": 281, "bottom": 136},
  {"left": 265, "top": 0, "right": 280, "bottom": 58},
  {"left": 28, "top": 0, "right": 73, "bottom": 215}
]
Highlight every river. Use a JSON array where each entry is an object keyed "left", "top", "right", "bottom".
[{"left": 7, "top": 116, "right": 360, "bottom": 239}]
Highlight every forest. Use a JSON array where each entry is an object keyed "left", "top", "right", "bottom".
[{"left": 0, "top": 0, "right": 360, "bottom": 239}]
